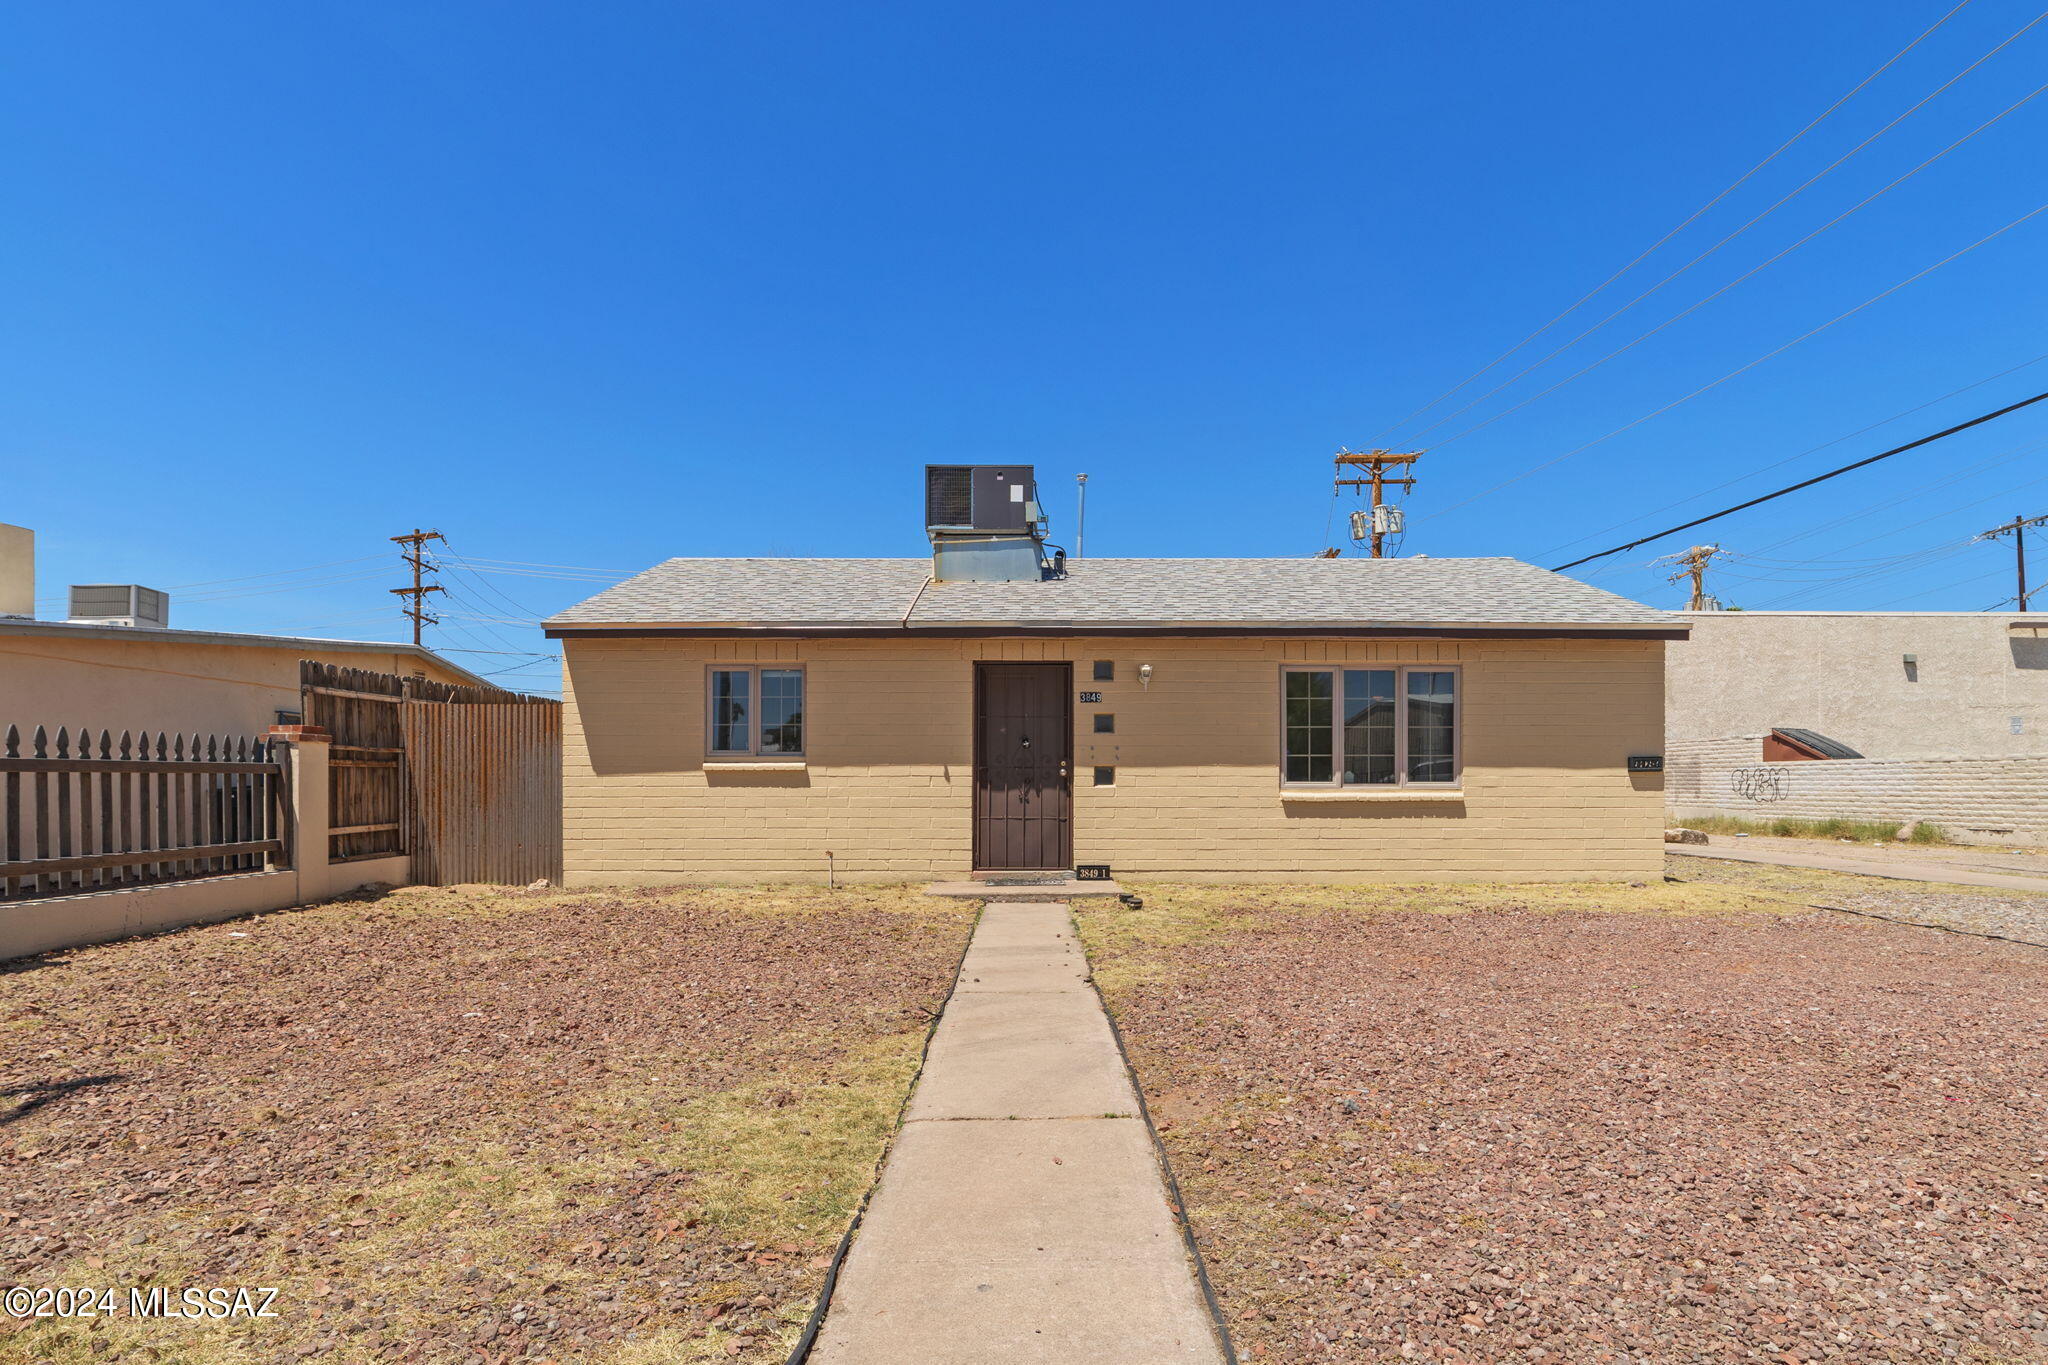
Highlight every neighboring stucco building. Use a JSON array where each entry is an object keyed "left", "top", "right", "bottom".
[
  {"left": 1663, "top": 611, "right": 2048, "bottom": 845},
  {"left": 0, "top": 619, "right": 484, "bottom": 738},
  {"left": 1667, "top": 611, "right": 2048, "bottom": 758},
  {"left": 547, "top": 470, "right": 1682, "bottom": 884},
  {"left": 0, "top": 520, "right": 481, "bottom": 737}
]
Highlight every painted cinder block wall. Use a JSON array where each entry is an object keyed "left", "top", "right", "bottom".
[
  {"left": 1668, "top": 733, "right": 2048, "bottom": 845},
  {"left": 561, "top": 633, "right": 1668, "bottom": 884}
]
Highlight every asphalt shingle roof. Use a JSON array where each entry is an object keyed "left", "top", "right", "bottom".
[{"left": 546, "top": 556, "right": 1673, "bottom": 630}]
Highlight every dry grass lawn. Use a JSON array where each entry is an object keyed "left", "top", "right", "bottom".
[{"left": 0, "top": 883, "right": 973, "bottom": 1365}]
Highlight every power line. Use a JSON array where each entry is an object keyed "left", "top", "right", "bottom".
[
  {"left": 163, "top": 554, "right": 387, "bottom": 591},
  {"left": 1533, "top": 349, "right": 2048, "bottom": 561},
  {"left": 177, "top": 569, "right": 392, "bottom": 605},
  {"left": 1365, "top": 0, "right": 1977, "bottom": 447},
  {"left": 1866, "top": 563, "right": 2007, "bottom": 608},
  {"left": 433, "top": 545, "right": 555, "bottom": 656},
  {"left": 478, "top": 661, "right": 562, "bottom": 681},
  {"left": 1982, "top": 577, "right": 2043, "bottom": 610},
  {"left": 1551, "top": 388, "right": 2048, "bottom": 571},
  {"left": 1424, "top": 199, "right": 2048, "bottom": 528},
  {"left": 1418, "top": 69, "right": 2048, "bottom": 455},
  {"left": 439, "top": 547, "right": 550, "bottom": 619},
  {"left": 1736, "top": 432, "right": 2048, "bottom": 562},
  {"left": 440, "top": 609, "right": 545, "bottom": 627},
  {"left": 1737, "top": 539, "right": 1982, "bottom": 608},
  {"left": 1540, "top": 358, "right": 2048, "bottom": 564},
  {"left": 457, "top": 556, "right": 636, "bottom": 575},
  {"left": 1738, "top": 460, "right": 2048, "bottom": 607},
  {"left": 1725, "top": 542, "right": 1976, "bottom": 570}
]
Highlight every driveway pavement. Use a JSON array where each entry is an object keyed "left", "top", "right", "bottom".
[{"left": 1669, "top": 838, "right": 2048, "bottom": 892}]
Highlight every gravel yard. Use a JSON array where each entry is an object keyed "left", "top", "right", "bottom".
[
  {"left": 1078, "top": 879, "right": 2048, "bottom": 1364},
  {"left": 0, "top": 883, "right": 972, "bottom": 1364}
]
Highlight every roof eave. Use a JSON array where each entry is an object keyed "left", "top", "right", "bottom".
[
  {"left": 546, "top": 619, "right": 1687, "bottom": 640},
  {"left": 0, "top": 619, "right": 493, "bottom": 687}
]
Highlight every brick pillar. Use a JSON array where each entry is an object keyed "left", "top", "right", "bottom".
[{"left": 267, "top": 725, "right": 331, "bottom": 900}]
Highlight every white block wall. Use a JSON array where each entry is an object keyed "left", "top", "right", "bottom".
[{"left": 1668, "top": 734, "right": 2048, "bottom": 844}]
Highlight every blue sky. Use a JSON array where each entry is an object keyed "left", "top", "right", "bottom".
[{"left": 5, "top": 2, "right": 2046, "bottom": 691}]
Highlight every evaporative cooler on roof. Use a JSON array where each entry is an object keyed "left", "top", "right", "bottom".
[{"left": 68, "top": 584, "right": 169, "bottom": 628}]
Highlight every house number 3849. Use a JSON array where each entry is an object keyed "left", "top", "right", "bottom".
[{"left": 1078, "top": 691, "right": 1102, "bottom": 704}]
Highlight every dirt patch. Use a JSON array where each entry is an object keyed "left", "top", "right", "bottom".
[
  {"left": 1670, "top": 854, "right": 2048, "bottom": 947},
  {"left": 1081, "top": 883, "right": 2048, "bottom": 1364},
  {"left": 0, "top": 883, "right": 972, "bottom": 1363}
]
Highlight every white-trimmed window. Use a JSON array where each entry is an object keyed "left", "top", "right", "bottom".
[
  {"left": 708, "top": 666, "right": 806, "bottom": 756},
  {"left": 1281, "top": 666, "right": 1458, "bottom": 787}
]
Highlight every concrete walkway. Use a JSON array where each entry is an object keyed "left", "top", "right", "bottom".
[
  {"left": 1670, "top": 842, "right": 2048, "bottom": 893},
  {"left": 814, "top": 902, "right": 1225, "bottom": 1364}
]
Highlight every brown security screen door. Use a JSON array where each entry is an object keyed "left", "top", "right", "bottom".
[{"left": 973, "top": 662, "right": 1073, "bottom": 871}]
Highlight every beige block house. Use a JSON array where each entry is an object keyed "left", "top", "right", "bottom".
[{"left": 549, "top": 539, "right": 1684, "bottom": 884}]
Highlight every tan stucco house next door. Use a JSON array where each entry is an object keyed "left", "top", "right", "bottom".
[{"left": 546, "top": 530, "right": 1686, "bottom": 885}]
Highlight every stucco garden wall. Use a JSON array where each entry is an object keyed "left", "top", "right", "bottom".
[{"left": 561, "top": 633, "right": 1669, "bottom": 884}]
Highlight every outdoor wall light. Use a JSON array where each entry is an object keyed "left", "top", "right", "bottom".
[{"left": 1138, "top": 663, "right": 1153, "bottom": 688}]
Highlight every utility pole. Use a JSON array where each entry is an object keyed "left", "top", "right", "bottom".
[
  {"left": 390, "top": 529, "right": 446, "bottom": 645},
  {"left": 1653, "top": 544, "right": 1724, "bottom": 610},
  {"left": 1331, "top": 449, "right": 1420, "bottom": 557},
  {"left": 1075, "top": 473, "right": 1088, "bottom": 559},
  {"left": 1980, "top": 512, "right": 2048, "bottom": 610}
]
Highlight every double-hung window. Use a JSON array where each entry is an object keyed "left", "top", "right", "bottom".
[
  {"left": 1281, "top": 666, "right": 1458, "bottom": 788},
  {"left": 707, "top": 666, "right": 806, "bottom": 757}
]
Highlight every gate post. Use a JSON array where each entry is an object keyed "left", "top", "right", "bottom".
[{"left": 268, "top": 725, "right": 332, "bottom": 902}]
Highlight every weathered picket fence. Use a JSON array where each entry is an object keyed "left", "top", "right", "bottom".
[{"left": 0, "top": 724, "right": 286, "bottom": 902}]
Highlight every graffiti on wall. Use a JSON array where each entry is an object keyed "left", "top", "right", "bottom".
[{"left": 1730, "top": 767, "right": 1789, "bottom": 804}]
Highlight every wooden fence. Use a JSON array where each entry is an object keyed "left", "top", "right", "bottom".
[
  {"left": 0, "top": 724, "right": 284, "bottom": 902},
  {"left": 403, "top": 702, "right": 562, "bottom": 885},
  {"left": 300, "top": 662, "right": 407, "bottom": 863},
  {"left": 300, "top": 660, "right": 561, "bottom": 884}
]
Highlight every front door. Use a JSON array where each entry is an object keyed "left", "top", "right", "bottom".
[{"left": 973, "top": 662, "right": 1073, "bottom": 871}]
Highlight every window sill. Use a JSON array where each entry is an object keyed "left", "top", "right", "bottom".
[
  {"left": 703, "top": 760, "right": 808, "bottom": 771},
  {"left": 1280, "top": 788, "right": 1464, "bottom": 802}
]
